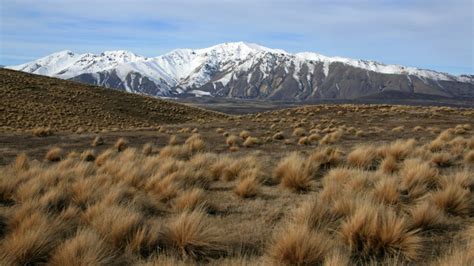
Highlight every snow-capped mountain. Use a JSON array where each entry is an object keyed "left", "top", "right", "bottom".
[{"left": 7, "top": 42, "right": 474, "bottom": 100}]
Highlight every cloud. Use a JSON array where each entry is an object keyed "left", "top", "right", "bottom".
[{"left": 1, "top": 0, "right": 472, "bottom": 74}]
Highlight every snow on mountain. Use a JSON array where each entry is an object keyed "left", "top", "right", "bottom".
[{"left": 7, "top": 42, "right": 473, "bottom": 100}]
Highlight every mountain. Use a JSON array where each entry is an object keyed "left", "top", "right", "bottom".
[{"left": 7, "top": 42, "right": 474, "bottom": 101}]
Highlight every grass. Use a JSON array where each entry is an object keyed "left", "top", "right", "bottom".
[{"left": 1, "top": 100, "right": 473, "bottom": 265}]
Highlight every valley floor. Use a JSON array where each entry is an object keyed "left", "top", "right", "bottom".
[{"left": 1, "top": 104, "right": 473, "bottom": 265}]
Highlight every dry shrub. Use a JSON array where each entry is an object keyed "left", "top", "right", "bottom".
[
  {"left": 96, "top": 149, "right": 116, "bottom": 167},
  {"left": 320, "top": 130, "right": 342, "bottom": 145},
  {"left": 431, "top": 152, "right": 453, "bottom": 168},
  {"left": 340, "top": 204, "right": 422, "bottom": 261},
  {"left": 355, "top": 130, "right": 365, "bottom": 137},
  {"left": 413, "top": 126, "right": 424, "bottom": 132},
  {"left": 234, "top": 176, "right": 260, "bottom": 198},
  {"left": 185, "top": 134, "right": 206, "bottom": 153},
  {"left": 298, "top": 136, "right": 310, "bottom": 145},
  {"left": 308, "top": 133, "right": 321, "bottom": 143},
  {"left": 409, "top": 201, "right": 447, "bottom": 231},
  {"left": 162, "top": 209, "right": 227, "bottom": 259},
  {"left": 378, "top": 139, "right": 416, "bottom": 160},
  {"left": 292, "top": 196, "right": 337, "bottom": 230},
  {"left": 267, "top": 226, "right": 330, "bottom": 265},
  {"left": 168, "top": 135, "right": 179, "bottom": 145},
  {"left": 1, "top": 212, "right": 67, "bottom": 265},
  {"left": 91, "top": 136, "right": 104, "bottom": 147},
  {"left": 174, "top": 188, "right": 207, "bottom": 212},
  {"left": 400, "top": 159, "right": 438, "bottom": 197},
  {"left": 372, "top": 178, "right": 399, "bottom": 205},
  {"left": 292, "top": 127, "right": 306, "bottom": 137},
  {"left": 347, "top": 145, "right": 379, "bottom": 169},
  {"left": 431, "top": 184, "right": 472, "bottom": 216},
  {"left": 45, "top": 147, "right": 63, "bottom": 162},
  {"left": 464, "top": 150, "right": 474, "bottom": 165},
  {"left": 84, "top": 204, "right": 144, "bottom": 247},
  {"left": 80, "top": 150, "right": 96, "bottom": 162},
  {"left": 391, "top": 126, "right": 405, "bottom": 133},
  {"left": 226, "top": 135, "right": 241, "bottom": 147},
  {"left": 159, "top": 145, "right": 189, "bottom": 159},
  {"left": 239, "top": 130, "right": 250, "bottom": 139},
  {"left": 273, "top": 131, "right": 285, "bottom": 140},
  {"left": 32, "top": 127, "right": 53, "bottom": 137},
  {"left": 114, "top": 138, "right": 128, "bottom": 152},
  {"left": 145, "top": 175, "right": 180, "bottom": 202},
  {"left": 13, "top": 153, "right": 29, "bottom": 171},
  {"left": 243, "top": 137, "right": 260, "bottom": 147},
  {"left": 49, "top": 229, "right": 125, "bottom": 265},
  {"left": 142, "top": 143, "right": 154, "bottom": 155},
  {"left": 274, "top": 152, "right": 313, "bottom": 192},
  {"left": 215, "top": 128, "right": 224, "bottom": 134},
  {"left": 379, "top": 156, "right": 399, "bottom": 174}
]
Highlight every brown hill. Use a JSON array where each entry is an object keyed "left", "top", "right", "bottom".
[{"left": 0, "top": 69, "right": 227, "bottom": 132}]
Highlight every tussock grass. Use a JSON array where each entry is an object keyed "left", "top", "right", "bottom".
[
  {"left": 162, "top": 209, "right": 227, "bottom": 260},
  {"left": 45, "top": 147, "right": 64, "bottom": 162},
  {"left": 340, "top": 204, "right": 422, "bottom": 261},
  {"left": 347, "top": 145, "right": 379, "bottom": 169},
  {"left": 274, "top": 152, "right": 313, "bottom": 192},
  {"left": 267, "top": 226, "right": 330, "bottom": 265},
  {"left": 234, "top": 176, "right": 260, "bottom": 198},
  {"left": 114, "top": 138, "right": 128, "bottom": 152},
  {"left": 32, "top": 127, "right": 53, "bottom": 137}
]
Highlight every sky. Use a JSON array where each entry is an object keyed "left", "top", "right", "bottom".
[{"left": 0, "top": 0, "right": 473, "bottom": 75}]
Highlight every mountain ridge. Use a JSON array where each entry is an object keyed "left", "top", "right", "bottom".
[{"left": 7, "top": 42, "right": 474, "bottom": 101}]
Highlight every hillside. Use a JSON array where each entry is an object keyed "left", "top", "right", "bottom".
[
  {"left": 0, "top": 69, "right": 227, "bottom": 132},
  {"left": 7, "top": 42, "right": 474, "bottom": 101}
]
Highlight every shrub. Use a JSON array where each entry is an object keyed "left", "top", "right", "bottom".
[
  {"left": 379, "top": 156, "right": 399, "bottom": 174},
  {"left": 464, "top": 150, "right": 474, "bottom": 165},
  {"left": 80, "top": 150, "right": 96, "bottom": 162},
  {"left": 391, "top": 126, "right": 405, "bottom": 133},
  {"left": 91, "top": 136, "right": 104, "bottom": 147},
  {"left": 185, "top": 134, "right": 206, "bottom": 153},
  {"left": 32, "top": 127, "right": 53, "bottom": 137},
  {"left": 239, "top": 130, "right": 250, "bottom": 140},
  {"left": 174, "top": 188, "right": 207, "bottom": 212},
  {"left": 142, "top": 143, "right": 154, "bottom": 155},
  {"left": 13, "top": 153, "right": 29, "bottom": 171},
  {"left": 267, "top": 226, "right": 330, "bottom": 265},
  {"left": 431, "top": 184, "right": 472, "bottom": 216},
  {"left": 243, "top": 137, "right": 261, "bottom": 148},
  {"left": 298, "top": 136, "right": 310, "bottom": 145},
  {"left": 45, "top": 147, "right": 63, "bottom": 162},
  {"left": 274, "top": 153, "right": 313, "bottom": 192},
  {"left": 273, "top": 132, "right": 285, "bottom": 140},
  {"left": 409, "top": 201, "right": 446, "bottom": 231},
  {"left": 340, "top": 204, "right": 422, "bottom": 261},
  {"left": 226, "top": 135, "right": 241, "bottom": 147},
  {"left": 292, "top": 127, "right": 306, "bottom": 137},
  {"left": 49, "top": 229, "right": 125, "bottom": 265},
  {"left": 114, "top": 138, "right": 128, "bottom": 152},
  {"left": 234, "top": 176, "right": 260, "bottom": 198},
  {"left": 168, "top": 135, "right": 179, "bottom": 145},
  {"left": 347, "top": 145, "right": 379, "bottom": 169},
  {"left": 162, "top": 209, "right": 227, "bottom": 259},
  {"left": 308, "top": 133, "right": 321, "bottom": 143},
  {"left": 400, "top": 159, "right": 438, "bottom": 197}
]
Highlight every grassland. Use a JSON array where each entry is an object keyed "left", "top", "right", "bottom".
[{"left": 1, "top": 70, "right": 473, "bottom": 265}]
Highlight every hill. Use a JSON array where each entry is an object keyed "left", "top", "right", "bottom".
[{"left": 0, "top": 69, "right": 227, "bottom": 132}]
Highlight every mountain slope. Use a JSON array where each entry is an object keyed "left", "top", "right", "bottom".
[
  {"left": 7, "top": 42, "right": 474, "bottom": 101},
  {"left": 0, "top": 69, "right": 226, "bottom": 132}
]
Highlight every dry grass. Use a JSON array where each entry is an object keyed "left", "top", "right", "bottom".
[
  {"left": 162, "top": 209, "right": 227, "bottom": 260},
  {"left": 114, "top": 138, "right": 128, "bottom": 152},
  {"left": 267, "top": 226, "right": 330, "bottom": 265},
  {"left": 91, "top": 136, "right": 104, "bottom": 147},
  {"left": 32, "top": 127, "right": 53, "bottom": 137},
  {"left": 1, "top": 102, "right": 473, "bottom": 265},
  {"left": 45, "top": 147, "right": 63, "bottom": 162},
  {"left": 273, "top": 152, "right": 313, "bottom": 192},
  {"left": 234, "top": 176, "right": 260, "bottom": 198}
]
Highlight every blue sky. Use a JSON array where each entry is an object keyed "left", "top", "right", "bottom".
[{"left": 1, "top": 0, "right": 472, "bottom": 75}]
